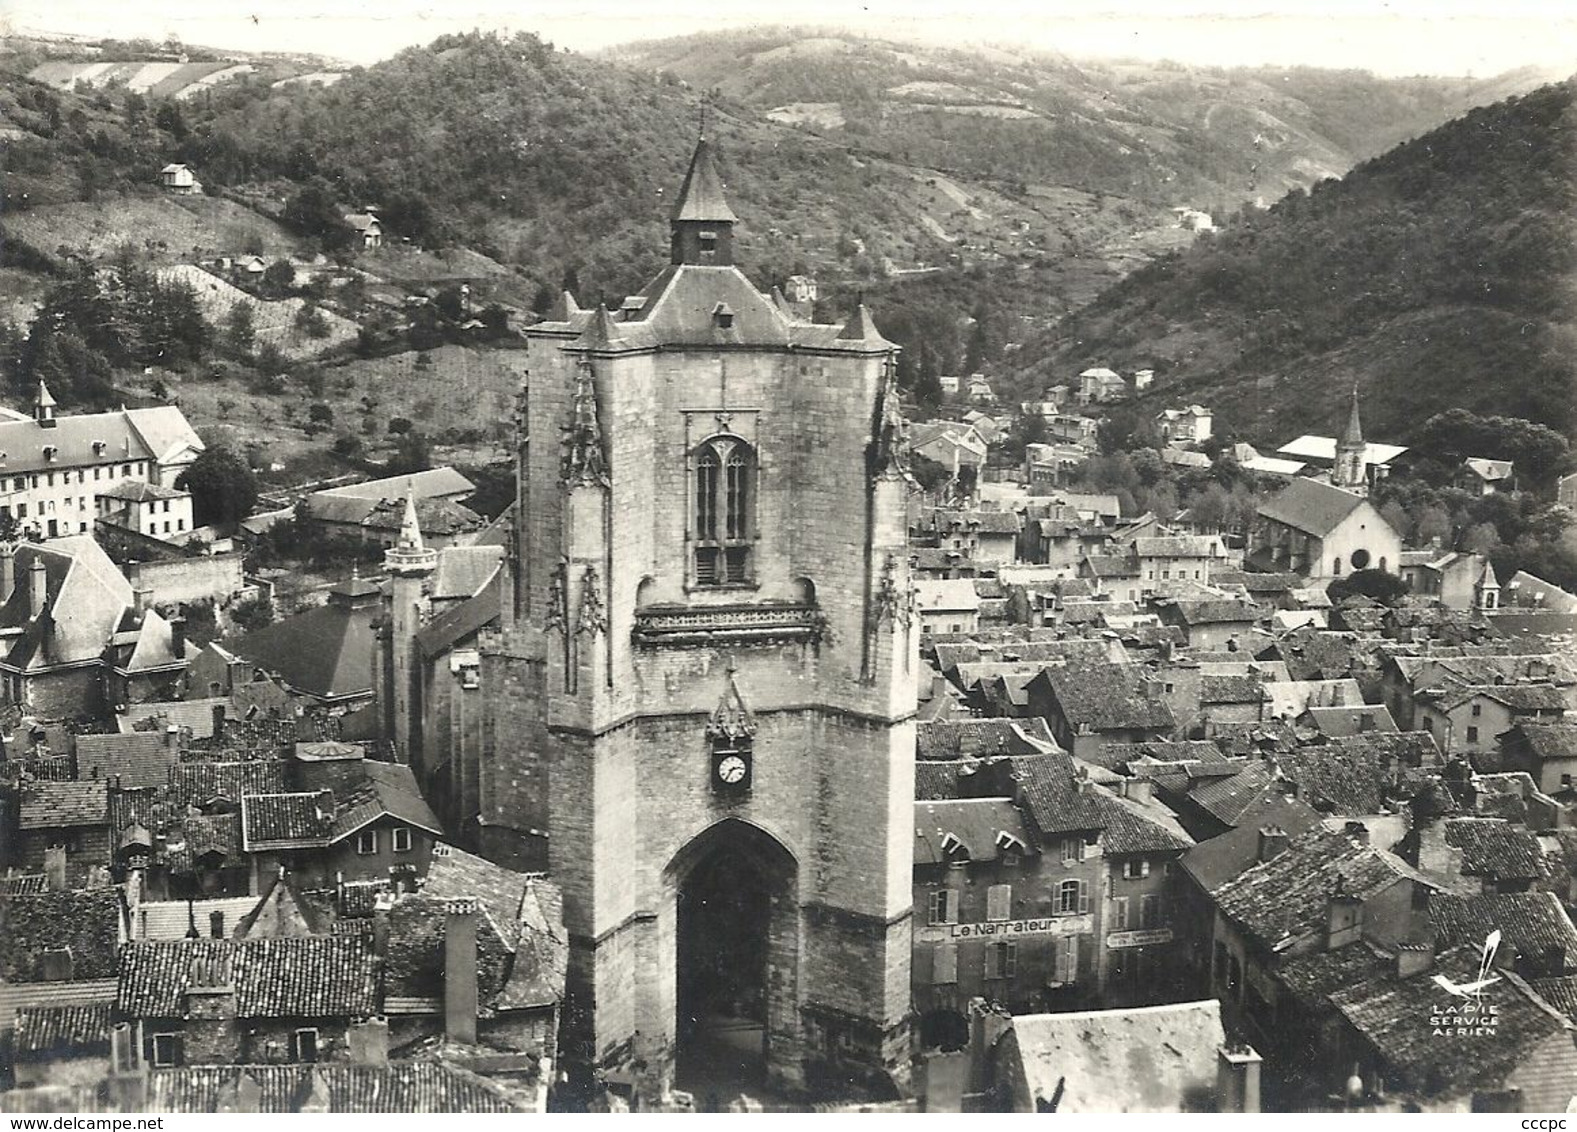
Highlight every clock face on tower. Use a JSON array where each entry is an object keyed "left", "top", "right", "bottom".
[{"left": 711, "top": 745, "right": 752, "bottom": 792}]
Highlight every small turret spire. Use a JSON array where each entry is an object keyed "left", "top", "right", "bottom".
[
  {"left": 384, "top": 483, "right": 437, "bottom": 577},
  {"left": 670, "top": 133, "right": 737, "bottom": 266},
  {"left": 396, "top": 483, "right": 424, "bottom": 554},
  {"left": 34, "top": 380, "right": 56, "bottom": 428}
]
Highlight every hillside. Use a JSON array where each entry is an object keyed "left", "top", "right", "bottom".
[
  {"left": 1012, "top": 81, "right": 1577, "bottom": 444},
  {"left": 611, "top": 28, "right": 1565, "bottom": 212}
]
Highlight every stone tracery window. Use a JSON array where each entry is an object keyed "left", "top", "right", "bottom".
[{"left": 693, "top": 435, "right": 755, "bottom": 586}]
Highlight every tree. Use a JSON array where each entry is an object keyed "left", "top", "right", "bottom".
[
  {"left": 223, "top": 303, "right": 256, "bottom": 358},
  {"left": 1328, "top": 569, "right": 1410, "bottom": 606},
  {"left": 1462, "top": 522, "right": 1502, "bottom": 554},
  {"left": 261, "top": 259, "right": 295, "bottom": 297},
  {"left": 230, "top": 594, "right": 275, "bottom": 633},
  {"left": 386, "top": 430, "right": 432, "bottom": 476},
  {"left": 176, "top": 445, "right": 259, "bottom": 528}
]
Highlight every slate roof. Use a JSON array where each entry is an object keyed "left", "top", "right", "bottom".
[
  {"left": 1275, "top": 744, "right": 1400, "bottom": 816},
  {"left": 1276, "top": 940, "right": 1390, "bottom": 1010},
  {"left": 1213, "top": 827, "right": 1433, "bottom": 951},
  {"left": 116, "top": 699, "right": 229, "bottom": 740},
  {"left": 313, "top": 467, "right": 475, "bottom": 503},
  {"left": 1511, "top": 723, "right": 1577, "bottom": 762},
  {"left": 671, "top": 136, "right": 737, "bottom": 222},
  {"left": 1006, "top": 1001, "right": 1227, "bottom": 1114},
  {"left": 1094, "top": 792, "right": 1192, "bottom": 856},
  {"left": 1163, "top": 599, "right": 1263, "bottom": 626},
  {"left": 116, "top": 936, "right": 379, "bottom": 1018},
  {"left": 170, "top": 760, "right": 289, "bottom": 809},
  {"left": 916, "top": 718, "right": 1057, "bottom": 760},
  {"left": 1200, "top": 674, "right": 1270, "bottom": 705},
  {"left": 1330, "top": 945, "right": 1568, "bottom": 1095},
  {"left": 915, "top": 798, "right": 1035, "bottom": 863},
  {"left": 415, "top": 574, "right": 501, "bottom": 661},
  {"left": 1183, "top": 762, "right": 1281, "bottom": 827},
  {"left": 0, "top": 405, "right": 198, "bottom": 477},
  {"left": 75, "top": 731, "right": 177, "bottom": 790},
  {"left": 1016, "top": 752, "right": 1107, "bottom": 836},
  {"left": 96, "top": 480, "right": 186, "bottom": 503},
  {"left": 0, "top": 538, "right": 134, "bottom": 671},
  {"left": 1428, "top": 892, "right": 1577, "bottom": 960},
  {"left": 0, "top": 890, "right": 124, "bottom": 983},
  {"left": 1528, "top": 975, "right": 1577, "bottom": 1021},
  {"left": 227, "top": 595, "right": 377, "bottom": 700},
  {"left": 1302, "top": 704, "right": 1399, "bottom": 736},
  {"left": 330, "top": 763, "right": 443, "bottom": 843},
  {"left": 1036, "top": 664, "right": 1176, "bottom": 732},
  {"left": 430, "top": 545, "right": 504, "bottom": 601},
  {"left": 16, "top": 780, "right": 108, "bottom": 829},
  {"left": 1082, "top": 554, "right": 1140, "bottom": 578},
  {"left": 12, "top": 1002, "right": 112, "bottom": 1058},
  {"left": 1258, "top": 477, "right": 1369, "bottom": 538},
  {"left": 140, "top": 1063, "right": 522, "bottom": 1113},
  {"left": 1185, "top": 788, "right": 1330, "bottom": 895},
  {"left": 1095, "top": 740, "right": 1229, "bottom": 774},
  {"left": 240, "top": 792, "right": 336, "bottom": 851},
  {"left": 1442, "top": 818, "right": 1548, "bottom": 882}
]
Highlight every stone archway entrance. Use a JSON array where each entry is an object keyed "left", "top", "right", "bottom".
[{"left": 669, "top": 819, "right": 799, "bottom": 1101}]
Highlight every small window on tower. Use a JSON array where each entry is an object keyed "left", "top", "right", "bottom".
[{"left": 698, "top": 229, "right": 718, "bottom": 254}]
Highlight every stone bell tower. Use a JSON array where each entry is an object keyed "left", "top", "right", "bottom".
[{"left": 497, "top": 135, "right": 918, "bottom": 1100}]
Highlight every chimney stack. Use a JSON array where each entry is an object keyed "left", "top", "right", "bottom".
[
  {"left": 1394, "top": 940, "right": 1434, "bottom": 980},
  {"left": 1126, "top": 776, "right": 1153, "bottom": 804},
  {"left": 1216, "top": 1045, "right": 1262, "bottom": 1113},
  {"left": 170, "top": 616, "right": 187, "bottom": 660},
  {"left": 27, "top": 556, "right": 46, "bottom": 620},
  {"left": 0, "top": 541, "right": 14, "bottom": 605},
  {"left": 164, "top": 723, "right": 180, "bottom": 751},
  {"left": 443, "top": 898, "right": 479, "bottom": 1044},
  {"left": 1256, "top": 826, "right": 1289, "bottom": 863},
  {"left": 43, "top": 844, "right": 67, "bottom": 891},
  {"left": 1344, "top": 821, "right": 1370, "bottom": 846},
  {"left": 133, "top": 587, "right": 153, "bottom": 620}
]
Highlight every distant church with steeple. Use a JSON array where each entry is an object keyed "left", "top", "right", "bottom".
[
  {"left": 1331, "top": 385, "right": 1369, "bottom": 495},
  {"left": 374, "top": 134, "right": 917, "bottom": 1101}
]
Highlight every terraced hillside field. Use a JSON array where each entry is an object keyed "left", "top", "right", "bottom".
[
  {"left": 27, "top": 60, "right": 255, "bottom": 100},
  {"left": 158, "top": 265, "right": 359, "bottom": 361},
  {"left": 3, "top": 194, "right": 301, "bottom": 263}
]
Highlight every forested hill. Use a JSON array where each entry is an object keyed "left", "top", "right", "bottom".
[
  {"left": 610, "top": 28, "right": 1561, "bottom": 211},
  {"left": 1016, "top": 80, "right": 1577, "bottom": 444}
]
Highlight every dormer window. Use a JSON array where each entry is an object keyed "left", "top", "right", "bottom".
[
  {"left": 42, "top": 446, "right": 56, "bottom": 463},
  {"left": 712, "top": 303, "right": 734, "bottom": 330},
  {"left": 92, "top": 441, "right": 106, "bottom": 457}
]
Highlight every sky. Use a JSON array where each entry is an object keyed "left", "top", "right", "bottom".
[{"left": 3, "top": 0, "right": 1576, "bottom": 77}]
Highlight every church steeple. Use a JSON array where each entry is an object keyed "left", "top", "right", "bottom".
[
  {"left": 1333, "top": 384, "right": 1368, "bottom": 494},
  {"left": 670, "top": 134, "right": 736, "bottom": 266}
]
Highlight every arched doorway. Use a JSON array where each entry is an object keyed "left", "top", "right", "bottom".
[{"left": 669, "top": 819, "right": 798, "bottom": 1098}]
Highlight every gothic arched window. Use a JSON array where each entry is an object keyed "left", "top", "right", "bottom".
[{"left": 693, "top": 436, "right": 755, "bottom": 585}]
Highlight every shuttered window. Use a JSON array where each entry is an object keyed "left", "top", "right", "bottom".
[
  {"left": 934, "top": 942, "right": 958, "bottom": 985},
  {"left": 1112, "top": 896, "right": 1129, "bottom": 931},
  {"left": 986, "top": 884, "right": 1012, "bottom": 923}
]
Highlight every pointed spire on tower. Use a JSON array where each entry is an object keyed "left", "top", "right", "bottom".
[
  {"left": 562, "top": 358, "right": 609, "bottom": 488},
  {"left": 34, "top": 380, "right": 56, "bottom": 427},
  {"left": 1341, "top": 384, "right": 1364, "bottom": 447},
  {"left": 548, "top": 290, "right": 581, "bottom": 321},
  {"left": 396, "top": 483, "right": 425, "bottom": 553},
  {"left": 385, "top": 482, "right": 436, "bottom": 576},
  {"left": 670, "top": 130, "right": 737, "bottom": 265},
  {"left": 671, "top": 136, "right": 737, "bottom": 225}
]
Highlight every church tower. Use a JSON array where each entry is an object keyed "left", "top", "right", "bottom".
[
  {"left": 501, "top": 136, "right": 917, "bottom": 1100},
  {"left": 383, "top": 488, "right": 437, "bottom": 764},
  {"left": 1332, "top": 385, "right": 1368, "bottom": 495}
]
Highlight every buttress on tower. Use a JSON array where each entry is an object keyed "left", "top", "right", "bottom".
[{"left": 496, "top": 137, "right": 918, "bottom": 1095}]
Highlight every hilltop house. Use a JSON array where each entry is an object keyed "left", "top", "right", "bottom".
[
  {"left": 1458, "top": 458, "right": 1514, "bottom": 495},
  {"left": 94, "top": 481, "right": 195, "bottom": 543},
  {"left": 1559, "top": 471, "right": 1577, "bottom": 510},
  {"left": 343, "top": 211, "right": 383, "bottom": 249},
  {"left": 1079, "top": 367, "right": 1127, "bottom": 404},
  {"left": 1156, "top": 406, "right": 1213, "bottom": 447},
  {"left": 159, "top": 164, "right": 201, "bottom": 195}
]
